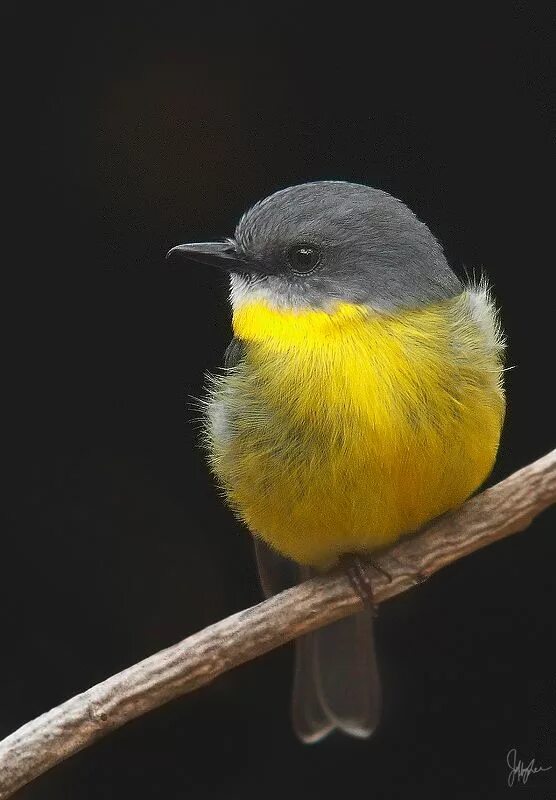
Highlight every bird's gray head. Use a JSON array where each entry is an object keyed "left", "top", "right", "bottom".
[{"left": 168, "top": 181, "right": 461, "bottom": 312}]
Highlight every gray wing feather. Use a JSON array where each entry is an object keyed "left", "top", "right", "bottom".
[{"left": 224, "top": 337, "right": 246, "bottom": 369}]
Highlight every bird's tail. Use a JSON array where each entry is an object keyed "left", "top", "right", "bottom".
[{"left": 254, "top": 539, "right": 381, "bottom": 743}]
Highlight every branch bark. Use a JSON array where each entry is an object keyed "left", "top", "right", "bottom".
[{"left": 1, "top": 450, "right": 555, "bottom": 798}]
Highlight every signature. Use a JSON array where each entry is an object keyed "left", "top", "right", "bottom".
[{"left": 507, "top": 748, "right": 552, "bottom": 787}]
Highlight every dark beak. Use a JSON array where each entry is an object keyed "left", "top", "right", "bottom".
[{"left": 166, "top": 241, "right": 250, "bottom": 273}]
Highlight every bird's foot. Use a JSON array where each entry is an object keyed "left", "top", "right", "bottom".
[{"left": 339, "top": 555, "right": 391, "bottom": 618}]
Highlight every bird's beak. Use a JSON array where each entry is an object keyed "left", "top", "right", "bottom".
[{"left": 166, "top": 241, "right": 250, "bottom": 273}]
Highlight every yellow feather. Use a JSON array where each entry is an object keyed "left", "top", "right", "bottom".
[{"left": 203, "top": 290, "right": 505, "bottom": 569}]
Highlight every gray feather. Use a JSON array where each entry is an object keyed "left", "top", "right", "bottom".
[
  {"left": 224, "top": 337, "right": 246, "bottom": 369},
  {"left": 254, "top": 542, "right": 381, "bottom": 743}
]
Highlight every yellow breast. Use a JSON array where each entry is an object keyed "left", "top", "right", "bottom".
[{"left": 204, "top": 292, "right": 505, "bottom": 568}]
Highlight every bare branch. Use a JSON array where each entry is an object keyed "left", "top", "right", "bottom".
[{"left": 1, "top": 450, "right": 555, "bottom": 798}]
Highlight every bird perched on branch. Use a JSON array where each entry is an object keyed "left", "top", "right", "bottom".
[{"left": 168, "top": 181, "right": 506, "bottom": 742}]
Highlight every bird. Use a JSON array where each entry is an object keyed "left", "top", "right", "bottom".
[{"left": 167, "top": 181, "right": 506, "bottom": 743}]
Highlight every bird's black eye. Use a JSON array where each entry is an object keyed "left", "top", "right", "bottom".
[{"left": 286, "top": 244, "right": 322, "bottom": 274}]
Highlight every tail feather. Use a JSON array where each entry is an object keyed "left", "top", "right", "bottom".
[
  {"left": 312, "top": 607, "right": 381, "bottom": 738},
  {"left": 254, "top": 539, "right": 382, "bottom": 742},
  {"left": 292, "top": 630, "right": 334, "bottom": 743}
]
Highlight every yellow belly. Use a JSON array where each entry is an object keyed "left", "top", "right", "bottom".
[{"left": 205, "top": 295, "right": 505, "bottom": 568}]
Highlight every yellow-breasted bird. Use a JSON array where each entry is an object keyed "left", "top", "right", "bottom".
[{"left": 168, "top": 181, "right": 506, "bottom": 743}]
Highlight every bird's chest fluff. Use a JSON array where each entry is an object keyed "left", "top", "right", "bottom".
[{"left": 204, "top": 301, "right": 503, "bottom": 568}]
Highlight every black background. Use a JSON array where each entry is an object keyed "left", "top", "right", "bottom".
[{"left": 3, "top": 4, "right": 555, "bottom": 799}]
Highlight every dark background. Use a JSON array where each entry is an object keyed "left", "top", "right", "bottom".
[{"left": 3, "top": 4, "right": 555, "bottom": 799}]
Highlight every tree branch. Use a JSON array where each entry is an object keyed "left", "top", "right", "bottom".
[{"left": 1, "top": 450, "right": 555, "bottom": 798}]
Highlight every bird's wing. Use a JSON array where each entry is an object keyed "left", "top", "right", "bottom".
[{"left": 224, "top": 337, "right": 246, "bottom": 369}]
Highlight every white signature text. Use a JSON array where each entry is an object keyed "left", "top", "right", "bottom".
[{"left": 506, "top": 748, "right": 552, "bottom": 787}]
